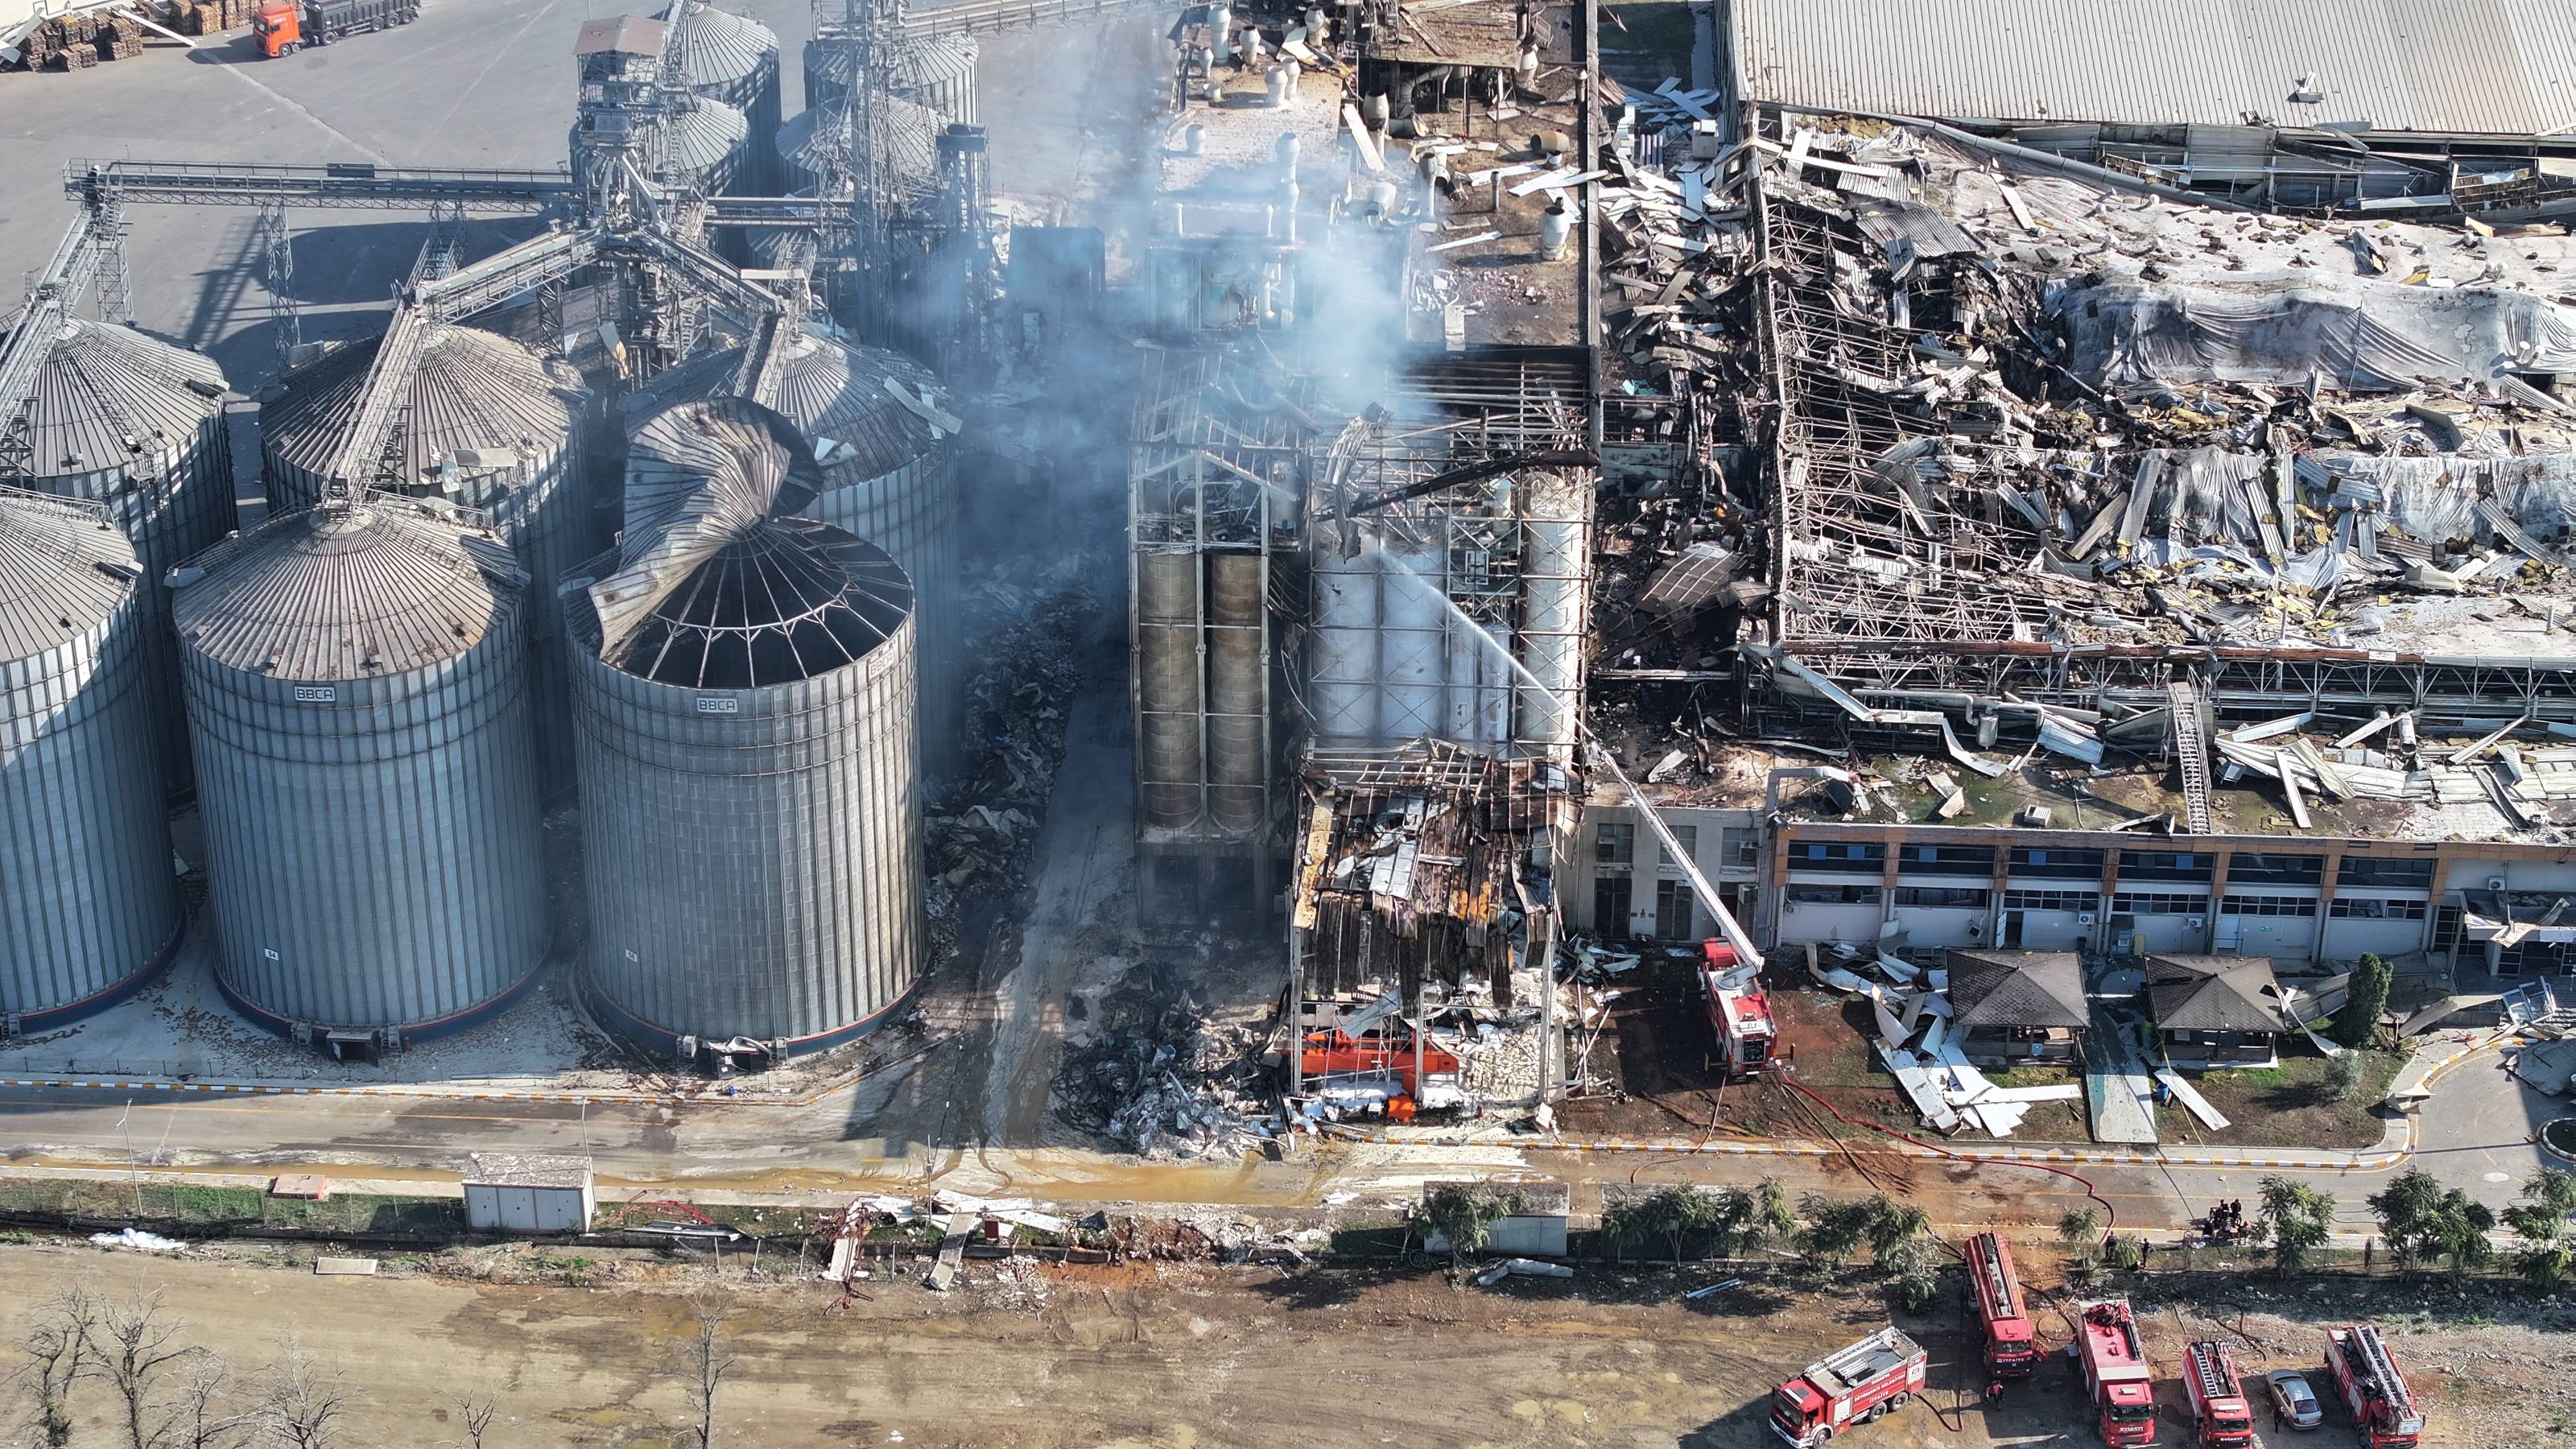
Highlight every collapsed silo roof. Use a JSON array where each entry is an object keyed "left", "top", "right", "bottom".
[
  {"left": 628, "top": 322, "right": 949, "bottom": 481},
  {"left": 173, "top": 503, "right": 526, "bottom": 680},
  {"left": 0, "top": 490, "right": 139, "bottom": 660},
  {"left": 16, "top": 320, "right": 225, "bottom": 477},
  {"left": 264, "top": 324, "right": 582, "bottom": 490},
  {"left": 660, "top": 0, "right": 775, "bottom": 91},
  {"left": 594, "top": 396, "right": 910, "bottom": 687}
]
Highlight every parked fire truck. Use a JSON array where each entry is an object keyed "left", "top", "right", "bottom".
[
  {"left": 2073, "top": 1298, "right": 2158, "bottom": 1446},
  {"left": 1701, "top": 940, "right": 1777, "bottom": 1076},
  {"left": 1964, "top": 1232, "right": 2037, "bottom": 1381},
  {"left": 2325, "top": 1325, "right": 2424, "bottom": 1449},
  {"left": 2181, "top": 1342, "right": 2253, "bottom": 1449},
  {"left": 1769, "top": 1327, "right": 1926, "bottom": 1447},
  {"left": 1298, "top": 1026, "right": 1463, "bottom": 1108}
]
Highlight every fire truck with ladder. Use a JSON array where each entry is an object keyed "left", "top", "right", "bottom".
[
  {"left": 2325, "top": 1325, "right": 2424, "bottom": 1449},
  {"left": 2073, "top": 1298, "right": 2158, "bottom": 1446},
  {"left": 1702, "top": 939, "right": 1777, "bottom": 1076},
  {"left": 2181, "top": 1342, "right": 2252, "bottom": 1449},
  {"left": 1964, "top": 1232, "right": 2037, "bottom": 1383},
  {"left": 1768, "top": 1327, "right": 1926, "bottom": 1447}
]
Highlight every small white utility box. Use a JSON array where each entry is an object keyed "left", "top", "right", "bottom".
[{"left": 462, "top": 1154, "right": 595, "bottom": 1234}]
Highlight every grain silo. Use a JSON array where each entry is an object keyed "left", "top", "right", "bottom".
[
  {"left": 172, "top": 503, "right": 547, "bottom": 1051},
  {"left": 20, "top": 320, "right": 233, "bottom": 793},
  {"left": 665, "top": 94, "right": 753, "bottom": 198},
  {"left": 663, "top": 0, "right": 781, "bottom": 191},
  {"left": 570, "top": 396, "right": 922, "bottom": 1060},
  {"left": 260, "top": 325, "right": 591, "bottom": 792},
  {"left": 804, "top": 34, "right": 980, "bottom": 125},
  {"left": 0, "top": 489, "right": 184, "bottom": 1030},
  {"left": 624, "top": 320, "right": 961, "bottom": 773},
  {"left": 777, "top": 94, "right": 943, "bottom": 201}
]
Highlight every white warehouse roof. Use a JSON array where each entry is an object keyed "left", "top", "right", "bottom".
[{"left": 1725, "top": 0, "right": 2576, "bottom": 135}]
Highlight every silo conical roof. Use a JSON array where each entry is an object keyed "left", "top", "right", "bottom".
[
  {"left": 264, "top": 325, "right": 582, "bottom": 491},
  {"left": 21, "top": 321, "right": 225, "bottom": 478},
  {"left": 665, "top": 94, "right": 750, "bottom": 178},
  {"left": 175, "top": 505, "right": 520, "bottom": 681},
  {"left": 0, "top": 491, "right": 139, "bottom": 660},
  {"left": 630, "top": 324, "right": 946, "bottom": 481},
  {"left": 778, "top": 96, "right": 943, "bottom": 196},
  {"left": 661, "top": 0, "right": 775, "bottom": 91},
  {"left": 595, "top": 397, "right": 910, "bottom": 687},
  {"left": 807, "top": 34, "right": 976, "bottom": 106}
]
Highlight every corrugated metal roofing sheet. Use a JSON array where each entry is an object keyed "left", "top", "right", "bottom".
[
  {"left": 0, "top": 490, "right": 137, "bottom": 661},
  {"left": 262, "top": 324, "right": 583, "bottom": 489},
  {"left": 174, "top": 505, "right": 510, "bottom": 680},
  {"left": 21, "top": 321, "right": 225, "bottom": 481},
  {"left": 1728, "top": 0, "right": 2576, "bottom": 135}
]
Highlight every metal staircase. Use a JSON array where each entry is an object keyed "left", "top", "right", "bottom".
[{"left": 2168, "top": 678, "right": 2212, "bottom": 834}]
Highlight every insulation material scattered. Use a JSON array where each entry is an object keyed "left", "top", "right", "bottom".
[
  {"left": 1877, "top": 1042, "right": 1963, "bottom": 1131},
  {"left": 89, "top": 1229, "right": 185, "bottom": 1253},
  {"left": 1981, "top": 1082, "right": 2083, "bottom": 1103},
  {"left": 1475, "top": 1257, "right": 1575, "bottom": 1286},
  {"left": 1813, "top": 963, "right": 1872, "bottom": 993},
  {"left": 2154, "top": 1067, "right": 2232, "bottom": 1130}
]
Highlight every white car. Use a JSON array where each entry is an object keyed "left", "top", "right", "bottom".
[{"left": 2266, "top": 1370, "right": 2323, "bottom": 1430}]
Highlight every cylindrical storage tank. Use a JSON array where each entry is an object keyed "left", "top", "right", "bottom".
[
  {"left": 1308, "top": 546, "right": 1377, "bottom": 742},
  {"left": 624, "top": 322, "right": 962, "bottom": 775},
  {"left": 663, "top": 94, "right": 751, "bottom": 198},
  {"left": 663, "top": 0, "right": 781, "bottom": 190},
  {"left": 259, "top": 326, "right": 591, "bottom": 793},
  {"left": 804, "top": 34, "right": 979, "bottom": 125},
  {"left": 1135, "top": 550, "right": 1202, "bottom": 832},
  {"left": 172, "top": 504, "right": 547, "bottom": 1044},
  {"left": 22, "top": 320, "right": 234, "bottom": 794},
  {"left": 0, "top": 491, "right": 184, "bottom": 1029},
  {"left": 777, "top": 95, "right": 943, "bottom": 201},
  {"left": 1205, "top": 551, "right": 1263, "bottom": 836},
  {"left": 1516, "top": 471, "right": 1588, "bottom": 752},
  {"left": 572, "top": 398, "right": 922, "bottom": 1055},
  {"left": 1379, "top": 543, "right": 1446, "bottom": 740}
]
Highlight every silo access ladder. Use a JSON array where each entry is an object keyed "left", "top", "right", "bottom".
[{"left": 2168, "top": 679, "right": 2212, "bottom": 835}]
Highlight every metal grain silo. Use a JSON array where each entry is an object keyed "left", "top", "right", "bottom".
[
  {"left": 570, "top": 396, "right": 922, "bottom": 1058},
  {"left": 21, "top": 320, "right": 233, "bottom": 793},
  {"left": 665, "top": 94, "right": 753, "bottom": 197},
  {"left": 172, "top": 502, "right": 547, "bottom": 1049},
  {"left": 625, "top": 320, "right": 961, "bottom": 773},
  {"left": 804, "top": 35, "right": 979, "bottom": 125},
  {"left": 663, "top": 0, "right": 781, "bottom": 190},
  {"left": 777, "top": 95, "right": 943, "bottom": 201},
  {"left": 0, "top": 489, "right": 184, "bottom": 1030},
  {"left": 260, "top": 324, "right": 591, "bottom": 793}
]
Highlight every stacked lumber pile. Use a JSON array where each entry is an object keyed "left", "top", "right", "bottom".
[{"left": 176, "top": 0, "right": 248, "bottom": 33}]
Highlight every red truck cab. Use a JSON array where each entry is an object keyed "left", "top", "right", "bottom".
[
  {"left": 2075, "top": 1298, "right": 2158, "bottom": 1445},
  {"left": 1769, "top": 1327, "right": 1926, "bottom": 1447},
  {"left": 253, "top": 0, "right": 302, "bottom": 54},
  {"left": 2325, "top": 1326, "right": 2424, "bottom": 1449},
  {"left": 2182, "top": 1342, "right": 2253, "bottom": 1449},
  {"left": 1965, "top": 1233, "right": 2037, "bottom": 1380}
]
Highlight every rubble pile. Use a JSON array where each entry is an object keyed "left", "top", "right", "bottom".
[{"left": 1052, "top": 964, "right": 1276, "bottom": 1159}]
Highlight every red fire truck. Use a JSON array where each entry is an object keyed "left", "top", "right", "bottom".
[
  {"left": 1702, "top": 940, "right": 1777, "bottom": 1076},
  {"left": 2181, "top": 1342, "right": 2253, "bottom": 1449},
  {"left": 2325, "top": 1326, "right": 2424, "bottom": 1449},
  {"left": 1964, "top": 1233, "right": 2037, "bottom": 1382},
  {"left": 1769, "top": 1327, "right": 1926, "bottom": 1447},
  {"left": 2074, "top": 1298, "right": 2158, "bottom": 1446}
]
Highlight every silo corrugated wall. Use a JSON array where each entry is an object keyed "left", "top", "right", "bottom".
[
  {"left": 260, "top": 326, "right": 591, "bottom": 793},
  {"left": 665, "top": 0, "right": 781, "bottom": 191},
  {"left": 175, "top": 505, "right": 547, "bottom": 1042},
  {"left": 0, "top": 492, "right": 184, "bottom": 1029},
  {"left": 23, "top": 321, "right": 234, "bottom": 795}
]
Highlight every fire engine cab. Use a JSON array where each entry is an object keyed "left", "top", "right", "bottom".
[
  {"left": 1702, "top": 940, "right": 1776, "bottom": 1076},
  {"left": 2074, "top": 1298, "right": 2158, "bottom": 1446},
  {"left": 2182, "top": 1341, "right": 2252, "bottom": 1449},
  {"left": 1964, "top": 1232, "right": 2037, "bottom": 1381}
]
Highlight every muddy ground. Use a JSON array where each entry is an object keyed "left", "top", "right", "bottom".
[{"left": 2, "top": 1238, "right": 2567, "bottom": 1447}]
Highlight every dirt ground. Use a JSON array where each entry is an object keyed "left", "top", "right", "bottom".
[{"left": 3, "top": 1237, "right": 2566, "bottom": 1447}]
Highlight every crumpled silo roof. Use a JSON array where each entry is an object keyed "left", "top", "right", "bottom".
[
  {"left": 265, "top": 324, "right": 582, "bottom": 488},
  {"left": 0, "top": 490, "right": 139, "bottom": 661},
  {"left": 17, "top": 320, "right": 225, "bottom": 478},
  {"left": 628, "top": 322, "right": 947, "bottom": 481},
  {"left": 594, "top": 397, "right": 910, "bottom": 687},
  {"left": 174, "top": 504, "right": 524, "bottom": 680},
  {"left": 660, "top": 0, "right": 776, "bottom": 91},
  {"left": 778, "top": 96, "right": 943, "bottom": 195}
]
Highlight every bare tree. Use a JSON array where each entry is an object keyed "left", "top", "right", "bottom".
[
  {"left": 252, "top": 1335, "right": 354, "bottom": 1449},
  {"left": 445, "top": 1387, "right": 501, "bottom": 1448},
  {"left": 167, "top": 1357, "right": 250, "bottom": 1449},
  {"left": 681, "top": 1288, "right": 735, "bottom": 1449},
  {"left": 18, "top": 1284, "right": 99, "bottom": 1449},
  {"left": 92, "top": 1286, "right": 204, "bottom": 1449}
]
